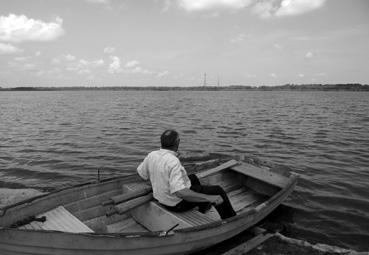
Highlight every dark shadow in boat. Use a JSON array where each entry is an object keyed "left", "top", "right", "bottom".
[{"left": 193, "top": 204, "right": 296, "bottom": 255}]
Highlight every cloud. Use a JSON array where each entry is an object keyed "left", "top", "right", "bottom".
[
  {"left": 230, "top": 33, "right": 248, "bottom": 43},
  {"left": 157, "top": 70, "right": 169, "bottom": 77},
  {"left": 177, "top": 0, "right": 254, "bottom": 11},
  {"left": 252, "top": 0, "right": 327, "bottom": 18},
  {"left": 161, "top": 0, "right": 173, "bottom": 12},
  {"left": 273, "top": 43, "right": 283, "bottom": 50},
  {"left": 104, "top": 46, "right": 115, "bottom": 54},
  {"left": 8, "top": 57, "right": 37, "bottom": 71},
  {"left": 67, "top": 58, "right": 104, "bottom": 73},
  {"left": 130, "top": 66, "right": 155, "bottom": 75},
  {"left": 109, "top": 56, "right": 122, "bottom": 74},
  {"left": 124, "top": 60, "right": 139, "bottom": 68},
  {"left": 35, "top": 51, "right": 41, "bottom": 56},
  {"left": 305, "top": 51, "right": 314, "bottom": 59},
  {"left": 251, "top": 1, "right": 277, "bottom": 18},
  {"left": 0, "top": 42, "right": 22, "bottom": 54},
  {"left": 85, "top": 0, "right": 111, "bottom": 4},
  {"left": 0, "top": 14, "right": 64, "bottom": 42},
  {"left": 269, "top": 72, "right": 277, "bottom": 78},
  {"left": 124, "top": 60, "right": 155, "bottom": 74},
  {"left": 173, "top": 0, "right": 327, "bottom": 18},
  {"left": 52, "top": 54, "right": 105, "bottom": 75},
  {"left": 107, "top": 57, "right": 155, "bottom": 75},
  {"left": 85, "top": 0, "right": 112, "bottom": 10},
  {"left": 64, "top": 54, "right": 76, "bottom": 61},
  {"left": 275, "top": 0, "right": 326, "bottom": 17}
]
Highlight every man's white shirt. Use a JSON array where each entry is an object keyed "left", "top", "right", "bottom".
[{"left": 137, "top": 149, "right": 191, "bottom": 206}]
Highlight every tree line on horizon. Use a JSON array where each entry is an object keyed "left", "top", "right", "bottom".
[{"left": 0, "top": 83, "right": 368, "bottom": 91}]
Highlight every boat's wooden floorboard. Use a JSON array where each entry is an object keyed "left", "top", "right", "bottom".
[
  {"left": 228, "top": 187, "right": 264, "bottom": 212},
  {"left": 19, "top": 206, "right": 93, "bottom": 233},
  {"left": 107, "top": 217, "right": 148, "bottom": 233}
]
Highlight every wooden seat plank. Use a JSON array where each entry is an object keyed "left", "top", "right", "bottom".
[
  {"left": 196, "top": 160, "right": 239, "bottom": 178},
  {"left": 231, "top": 164, "right": 289, "bottom": 188}
]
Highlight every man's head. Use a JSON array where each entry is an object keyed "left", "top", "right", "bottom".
[{"left": 161, "top": 129, "right": 180, "bottom": 151}]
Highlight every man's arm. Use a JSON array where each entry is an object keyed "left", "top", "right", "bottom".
[
  {"left": 175, "top": 188, "right": 223, "bottom": 205},
  {"left": 137, "top": 157, "right": 149, "bottom": 181}
]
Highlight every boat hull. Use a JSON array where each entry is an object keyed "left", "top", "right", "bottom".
[{"left": 0, "top": 162, "right": 297, "bottom": 255}]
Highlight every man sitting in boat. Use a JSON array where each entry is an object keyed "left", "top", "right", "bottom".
[{"left": 137, "top": 129, "right": 236, "bottom": 219}]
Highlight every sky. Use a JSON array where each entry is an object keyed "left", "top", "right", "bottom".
[{"left": 0, "top": 0, "right": 368, "bottom": 87}]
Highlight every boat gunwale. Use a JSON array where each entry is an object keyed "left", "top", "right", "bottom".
[{"left": 0, "top": 173, "right": 141, "bottom": 217}]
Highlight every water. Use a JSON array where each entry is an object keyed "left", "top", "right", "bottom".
[{"left": 0, "top": 90, "right": 368, "bottom": 251}]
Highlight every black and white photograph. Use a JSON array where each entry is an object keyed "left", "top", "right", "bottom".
[{"left": 0, "top": 0, "right": 368, "bottom": 254}]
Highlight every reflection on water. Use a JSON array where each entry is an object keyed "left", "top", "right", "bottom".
[{"left": 0, "top": 90, "right": 368, "bottom": 250}]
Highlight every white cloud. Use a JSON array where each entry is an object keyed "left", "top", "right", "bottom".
[
  {"left": 269, "top": 72, "right": 277, "bottom": 78},
  {"left": 174, "top": 0, "right": 326, "bottom": 18},
  {"left": 0, "top": 14, "right": 64, "bottom": 42},
  {"left": 273, "top": 43, "right": 283, "bottom": 50},
  {"left": 252, "top": 0, "right": 327, "bottom": 18},
  {"left": 109, "top": 56, "right": 122, "bottom": 74},
  {"left": 67, "top": 58, "right": 104, "bottom": 73},
  {"left": 52, "top": 54, "right": 105, "bottom": 76},
  {"left": 104, "top": 46, "right": 115, "bottom": 54},
  {"left": 124, "top": 60, "right": 139, "bottom": 68},
  {"left": 161, "top": 0, "right": 173, "bottom": 12},
  {"left": 51, "top": 57, "right": 61, "bottom": 65},
  {"left": 64, "top": 54, "right": 76, "bottom": 61},
  {"left": 131, "top": 66, "right": 154, "bottom": 75},
  {"left": 85, "top": 0, "right": 112, "bottom": 10},
  {"left": 124, "top": 60, "right": 155, "bottom": 74},
  {"left": 35, "top": 51, "right": 41, "bottom": 56},
  {"left": 298, "top": 73, "right": 305, "bottom": 78},
  {"left": 157, "top": 70, "right": 169, "bottom": 77},
  {"left": 85, "top": 0, "right": 111, "bottom": 4},
  {"left": 252, "top": 1, "right": 277, "bottom": 18},
  {"left": 23, "top": 63, "right": 36, "bottom": 70},
  {"left": 8, "top": 58, "right": 37, "bottom": 71},
  {"left": 230, "top": 33, "right": 248, "bottom": 43},
  {"left": 305, "top": 51, "right": 314, "bottom": 59},
  {"left": 177, "top": 0, "right": 254, "bottom": 11},
  {"left": 275, "top": 0, "right": 326, "bottom": 17},
  {"left": 0, "top": 42, "right": 22, "bottom": 54}
]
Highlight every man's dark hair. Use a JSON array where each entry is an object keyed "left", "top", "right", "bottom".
[{"left": 161, "top": 129, "right": 179, "bottom": 149}]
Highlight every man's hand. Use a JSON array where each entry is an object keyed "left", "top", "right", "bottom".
[{"left": 208, "top": 195, "right": 223, "bottom": 206}]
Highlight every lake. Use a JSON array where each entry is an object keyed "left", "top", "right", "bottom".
[{"left": 0, "top": 90, "right": 368, "bottom": 251}]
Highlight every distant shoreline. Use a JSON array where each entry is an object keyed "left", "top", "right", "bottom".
[{"left": 1, "top": 84, "right": 368, "bottom": 91}]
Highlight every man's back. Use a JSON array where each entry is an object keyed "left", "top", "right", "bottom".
[{"left": 137, "top": 149, "right": 191, "bottom": 206}]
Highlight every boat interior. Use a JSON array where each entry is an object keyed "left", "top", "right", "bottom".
[{"left": 12, "top": 162, "right": 289, "bottom": 234}]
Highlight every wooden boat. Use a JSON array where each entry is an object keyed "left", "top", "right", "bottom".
[{"left": 0, "top": 160, "right": 297, "bottom": 255}]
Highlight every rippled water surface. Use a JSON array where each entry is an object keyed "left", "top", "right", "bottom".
[{"left": 0, "top": 90, "right": 368, "bottom": 251}]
